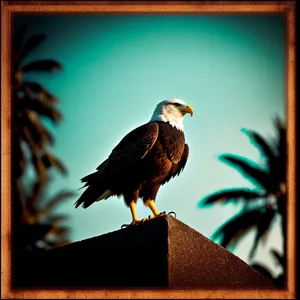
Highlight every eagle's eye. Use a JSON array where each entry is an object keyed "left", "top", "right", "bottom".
[{"left": 173, "top": 103, "right": 181, "bottom": 108}]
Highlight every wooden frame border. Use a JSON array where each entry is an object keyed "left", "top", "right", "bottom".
[{"left": 1, "top": 1, "right": 296, "bottom": 299}]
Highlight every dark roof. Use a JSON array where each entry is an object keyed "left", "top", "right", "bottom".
[{"left": 13, "top": 215, "right": 276, "bottom": 289}]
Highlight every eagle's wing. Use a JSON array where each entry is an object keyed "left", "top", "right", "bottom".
[
  {"left": 156, "top": 122, "right": 185, "bottom": 164},
  {"left": 162, "top": 144, "right": 189, "bottom": 184},
  {"left": 99, "top": 122, "right": 159, "bottom": 171},
  {"left": 175, "top": 144, "right": 189, "bottom": 175}
]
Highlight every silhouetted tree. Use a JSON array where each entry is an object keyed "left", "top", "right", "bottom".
[
  {"left": 13, "top": 23, "right": 65, "bottom": 184},
  {"left": 198, "top": 117, "right": 286, "bottom": 287},
  {"left": 12, "top": 23, "right": 72, "bottom": 253}
]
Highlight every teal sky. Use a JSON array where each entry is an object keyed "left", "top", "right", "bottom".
[{"left": 14, "top": 14, "right": 286, "bottom": 276}]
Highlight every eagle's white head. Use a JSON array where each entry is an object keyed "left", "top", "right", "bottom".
[{"left": 150, "top": 98, "right": 194, "bottom": 131}]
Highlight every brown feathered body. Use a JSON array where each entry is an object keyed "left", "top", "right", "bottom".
[{"left": 74, "top": 121, "right": 189, "bottom": 208}]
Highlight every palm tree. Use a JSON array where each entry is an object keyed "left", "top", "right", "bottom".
[
  {"left": 12, "top": 23, "right": 67, "bottom": 226},
  {"left": 12, "top": 23, "right": 73, "bottom": 253},
  {"left": 16, "top": 176, "right": 75, "bottom": 252},
  {"left": 13, "top": 23, "right": 66, "bottom": 184},
  {"left": 198, "top": 117, "right": 286, "bottom": 287}
]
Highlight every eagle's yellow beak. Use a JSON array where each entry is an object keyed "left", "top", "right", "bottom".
[{"left": 180, "top": 105, "right": 194, "bottom": 117}]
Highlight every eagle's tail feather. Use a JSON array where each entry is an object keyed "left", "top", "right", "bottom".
[
  {"left": 75, "top": 163, "right": 112, "bottom": 208},
  {"left": 80, "top": 171, "right": 97, "bottom": 183},
  {"left": 96, "top": 189, "right": 112, "bottom": 201},
  {"left": 80, "top": 159, "right": 110, "bottom": 183},
  {"left": 74, "top": 184, "right": 111, "bottom": 209}
]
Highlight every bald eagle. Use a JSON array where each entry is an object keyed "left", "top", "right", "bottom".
[{"left": 74, "top": 98, "right": 193, "bottom": 227}]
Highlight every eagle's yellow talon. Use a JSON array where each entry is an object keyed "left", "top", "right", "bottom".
[
  {"left": 121, "top": 220, "right": 140, "bottom": 228},
  {"left": 147, "top": 212, "right": 167, "bottom": 220},
  {"left": 121, "top": 217, "right": 148, "bottom": 228}
]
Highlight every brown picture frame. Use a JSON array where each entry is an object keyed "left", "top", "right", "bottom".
[{"left": 1, "top": 1, "right": 296, "bottom": 299}]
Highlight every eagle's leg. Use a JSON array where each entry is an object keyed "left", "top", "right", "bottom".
[
  {"left": 121, "top": 201, "right": 147, "bottom": 228},
  {"left": 144, "top": 199, "right": 167, "bottom": 220}
]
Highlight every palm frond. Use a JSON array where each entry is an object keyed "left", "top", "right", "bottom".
[
  {"left": 251, "top": 263, "right": 274, "bottom": 282},
  {"left": 17, "top": 124, "right": 54, "bottom": 153},
  {"left": 49, "top": 226, "right": 70, "bottom": 236},
  {"left": 270, "top": 249, "right": 285, "bottom": 268},
  {"left": 43, "top": 191, "right": 75, "bottom": 213},
  {"left": 24, "top": 139, "right": 48, "bottom": 183},
  {"left": 19, "top": 34, "right": 47, "bottom": 62},
  {"left": 22, "top": 59, "right": 62, "bottom": 73},
  {"left": 241, "top": 128, "right": 276, "bottom": 165},
  {"left": 22, "top": 81, "right": 58, "bottom": 103},
  {"left": 273, "top": 116, "right": 285, "bottom": 132},
  {"left": 16, "top": 109, "right": 54, "bottom": 147},
  {"left": 47, "top": 215, "right": 69, "bottom": 225},
  {"left": 219, "top": 154, "right": 270, "bottom": 190},
  {"left": 249, "top": 207, "right": 276, "bottom": 259},
  {"left": 273, "top": 116, "right": 286, "bottom": 150},
  {"left": 21, "top": 95, "right": 62, "bottom": 123},
  {"left": 31, "top": 155, "right": 47, "bottom": 183},
  {"left": 275, "top": 120, "right": 286, "bottom": 181},
  {"left": 17, "top": 117, "right": 46, "bottom": 150},
  {"left": 212, "top": 207, "right": 265, "bottom": 249},
  {"left": 199, "top": 188, "right": 263, "bottom": 207},
  {"left": 25, "top": 180, "right": 45, "bottom": 216},
  {"left": 41, "top": 153, "right": 67, "bottom": 175}
]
